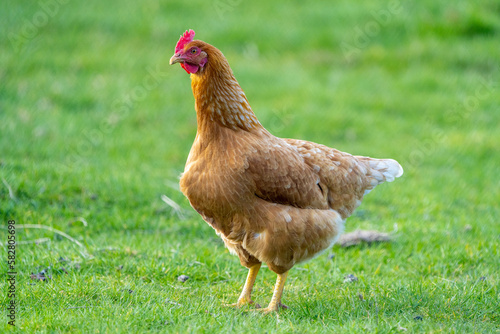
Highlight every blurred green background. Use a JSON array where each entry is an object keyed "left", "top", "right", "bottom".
[{"left": 1, "top": 0, "right": 499, "bottom": 332}]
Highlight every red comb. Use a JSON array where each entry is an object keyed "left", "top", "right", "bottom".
[{"left": 175, "top": 29, "right": 195, "bottom": 53}]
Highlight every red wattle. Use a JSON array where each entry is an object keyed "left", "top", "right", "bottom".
[{"left": 182, "top": 62, "right": 199, "bottom": 74}]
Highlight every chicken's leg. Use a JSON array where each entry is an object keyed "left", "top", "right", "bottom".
[
  {"left": 257, "top": 271, "right": 289, "bottom": 313},
  {"left": 227, "top": 263, "right": 261, "bottom": 308}
]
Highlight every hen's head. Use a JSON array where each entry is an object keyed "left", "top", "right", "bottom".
[{"left": 169, "top": 29, "right": 209, "bottom": 74}]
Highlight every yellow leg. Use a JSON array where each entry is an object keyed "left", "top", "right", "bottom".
[
  {"left": 258, "top": 271, "right": 289, "bottom": 313},
  {"left": 227, "top": 263, "right": 261, "bottom": 308}
]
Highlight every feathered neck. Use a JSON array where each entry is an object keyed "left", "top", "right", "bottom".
[{"left": 189, "top": 45, "right": 262, "bottom": 133}]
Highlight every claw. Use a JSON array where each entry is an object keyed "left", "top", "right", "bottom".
[{"left": 278, "top": 302, "right": 288, "bottom": 309}]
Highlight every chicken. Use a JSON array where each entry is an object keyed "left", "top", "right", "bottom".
[{"left": 169, "top": 30, "right": 403, "bottom": 313}]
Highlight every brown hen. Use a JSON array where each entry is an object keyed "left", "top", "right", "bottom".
[{"left": 169, "top": 30, "right": 403, "bottom": 313}]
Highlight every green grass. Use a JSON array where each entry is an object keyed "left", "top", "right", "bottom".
[{"left": 1, "top": 0, "right": 499, "bottom": 332}]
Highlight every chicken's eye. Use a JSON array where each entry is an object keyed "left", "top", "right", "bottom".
[{"left": 191, "top": 48, "right": 197, "bottom": 54}]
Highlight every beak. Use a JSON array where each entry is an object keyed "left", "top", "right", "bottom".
[{"left": 169, "top": 53, "right": 185, "bottom": 65}]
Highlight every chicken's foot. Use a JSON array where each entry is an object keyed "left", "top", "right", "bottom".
[
  {"left": 255, "top": 271, "right": 289, "bottom": 313},
  {"left": 226, "top": 263, "right": 261, "bottom": 308}
]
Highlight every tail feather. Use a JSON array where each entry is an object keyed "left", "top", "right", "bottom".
[
  {"left": 358, "top": 157, "right": 403, "bottom": 192},
  {"left": 368, "top": 159, "right": 404, "bottom": 183}
]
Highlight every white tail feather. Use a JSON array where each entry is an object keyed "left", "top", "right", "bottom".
[{"left": 368, "top": 159, "right": 403, "bottom": 184}]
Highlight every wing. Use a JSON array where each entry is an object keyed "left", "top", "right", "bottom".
[
  {"left": 283, "top": 138, "right": 372, "bottom": 218},
  {"left": 246, "top": 136, "right": 401, "bottom": 218},
  {"left": 245, "top": 137, "right": 327, "bottom": 210}
]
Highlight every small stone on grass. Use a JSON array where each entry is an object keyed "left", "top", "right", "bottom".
[
  {"left": 178, "top": 275, "right": 189, "bottom": 283},
  {"left": 343, "top": 274, "right": 358, "bottom": 283}
]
